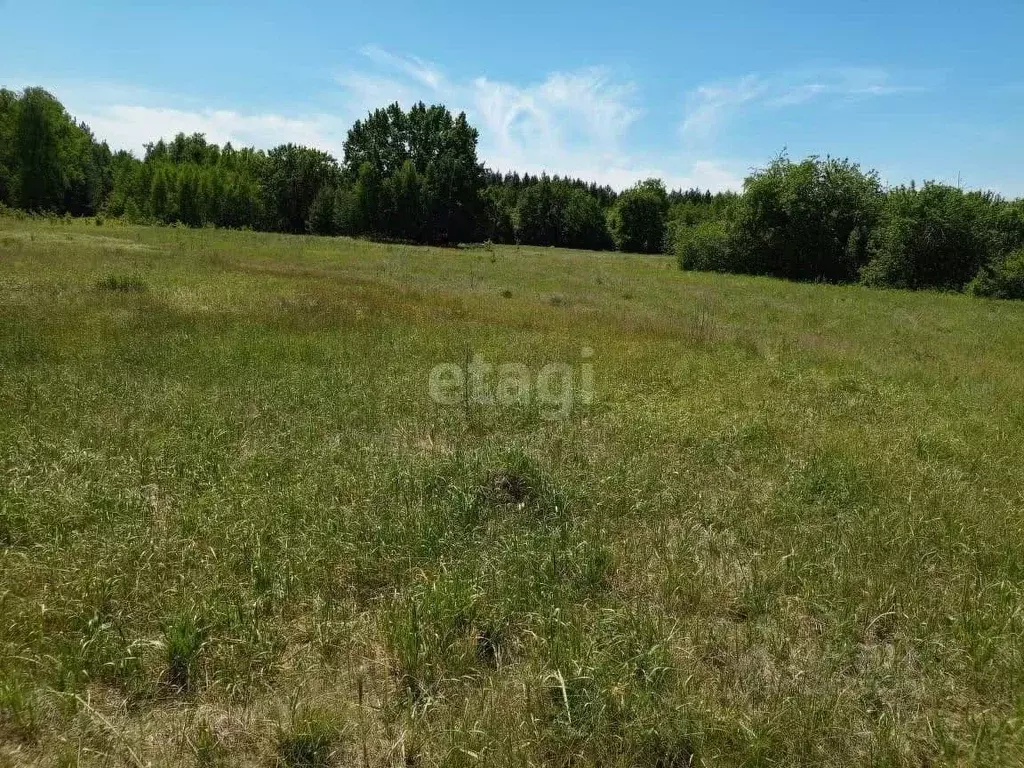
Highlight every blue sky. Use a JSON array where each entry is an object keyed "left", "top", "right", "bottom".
[{"left": 2, "top": 0, "right": 1022, "bottom": 194}]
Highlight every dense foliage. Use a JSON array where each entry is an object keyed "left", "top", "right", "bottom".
[
  {"left": 0, "top": 87, "right": 112, "bottom": 215},
  {"left": 861, "top": 183, "right": 1005, "bottom": 290},
  {"left": 608, "top": 179, "right": 670, "bottom": 254},
  {"left": 670, "top": 156, "right": 1024, "bottom": 297},
  {"left": 729, "top": 156, "right": 882, "bottom": 282},
  {"left": 482, "top": 173, "right": 613, "bottom": 250},
  {"left": 4, "top": 86, "right": 1024, "bottom": 299}
]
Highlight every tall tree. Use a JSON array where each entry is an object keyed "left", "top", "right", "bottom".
[
  {"left": 390, "top": 160, "right": 425, "bottom": 241},
  {"left": 260, "top": 144, "right": 340, "bottom": 233},
  {"left": 14, "top": 88, "right": 69, "bottom": 211},
  {"left": 343, "top": 102, "right": 484, "bottom": 244},
  {"left": 0, "top": 88, "right": 17, "bottom": 206},
  {"left": 306, "top": 184, "right": 337, "bottom": 235}
]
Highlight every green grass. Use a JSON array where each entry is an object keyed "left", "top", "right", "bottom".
[{"left": 1, "top": 214, "right": 1023, "bottom": 766}]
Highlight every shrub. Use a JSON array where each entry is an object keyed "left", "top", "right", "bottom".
[
  {"left": 861, "top": 183, "right": 1001, "bottom": 291},
  {"left": 674, "top": 220, "right": 733, "bottom": 272},
  {"left": 731, "top": 155, "right": 882, "bottom": 282},
  {"left": 968, "top": 250, "right": 1024, "bottom": 300}
]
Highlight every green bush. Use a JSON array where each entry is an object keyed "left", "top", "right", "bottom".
[
  {"left": 674, "top": 220, "right": 733, "bottom": 272},
  {"left": 730, "top": 155, "right": 881, "bottom": 282},
  {"left": 968, "top": 250, "right": 1024, "bottom": 299},
  {"left": 861, "top": 183, "right": 1002, "bottom": 291}
]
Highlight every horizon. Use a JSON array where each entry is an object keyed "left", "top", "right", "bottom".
[{"left": 2, "top": 0, "right": 1023, "bottom": 195}]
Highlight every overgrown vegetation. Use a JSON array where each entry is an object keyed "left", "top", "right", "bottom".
[
  {"left": 2, "top": 215, "right": 1023, "bottom": 765},
  {"left": 6, "top": 86, "right": 1024, "bottom": 301}
]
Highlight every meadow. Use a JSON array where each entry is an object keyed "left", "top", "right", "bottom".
[{"left": 1, "top": 214, "right": 1023, "bottom": 767}]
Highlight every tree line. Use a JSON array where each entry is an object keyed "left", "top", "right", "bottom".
[
  {"left": 2, "top": 86, "right": 1023, "bottom": 299},
  {"left": 673, "top": 156, "right": 1024, "bottom": 299}
]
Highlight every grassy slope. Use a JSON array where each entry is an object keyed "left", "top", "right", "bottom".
[{"left": 1, "top": 216, "right": 1023, "bottom": 767}]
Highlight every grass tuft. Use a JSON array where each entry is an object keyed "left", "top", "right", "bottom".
[
  {"left": 276, "top": 709, "right": 342, "bottom": 768},
  {"left": 477, "top": 450, "right": 566, "bottom": 518},
  {"left": 161, "top": 613, "right": 207, "bottom": 695},
  {"left": 0, "top": 675, "right": 40, "bottom": 743},
  {"left": 96, "top": 273, "right": 148, "bottom": 292}
]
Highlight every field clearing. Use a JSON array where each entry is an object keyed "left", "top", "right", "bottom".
[{"left": 1, "top": 216, "right": 1024, "bottom": 767}]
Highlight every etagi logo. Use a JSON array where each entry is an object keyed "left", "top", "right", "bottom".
[{"left": 429, "top": 347, "right": 594, "bottom": 419}]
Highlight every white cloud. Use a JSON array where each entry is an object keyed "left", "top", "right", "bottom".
[
  {"left": 339, "top": 51, "right": 741, "bottom": 190},
  {"left": 76, "top": 105, "right": 351, "bottom": 159},
  {"left": 682, "top": 67, "right": 919, "bottom": 139},
  {"left": 682, "top": 75, "right": 767, "bottom": 139},
  {"left": 19, "top": 51, "right": 749, "bottom": 192},
  {"left": 358, "top": 45, "right": 447, "bottom": 92}
]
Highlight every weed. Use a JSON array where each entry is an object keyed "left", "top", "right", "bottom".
[
  {"left": 685, "top": 292, "right": 716, "bottom": 344},
  {"left": 0, "top": 675, "right": 39, "bottom": 743},
  {"left": 162, "top": 613, "right": 207, "bottom": 695}
]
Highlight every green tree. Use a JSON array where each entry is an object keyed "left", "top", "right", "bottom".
[
  {"left": 343, "top": 103, "right": 483, "bottom": 244},
  {"left": 306, "top": 184, "right": 337, "bottom": 235},
  {"left": 0, "top": 88, "right": 18, "bottom": 206},
  {"left": 563, "top": 187, "right": 611, "bottom": 250},
  {"left": 969, "top": 249, "right": 1024, "bottom": 300},
  {"left": 390, "top": 160, "right": 425, "bottom": 241},
  {"left": 731, "top": 155, "right": 882, "bottom": 282},
  {"left": 675, "top": 220, "right": 734, "bottom": 272},
  {"left": 175, "top": 165, "right": 202, "bottom": 226},
  {"left": 332, "top": 183, "right": 358, "bottom": 235},
  {"left": 514, "top": 179, "right": 559, "bottom": 245},
  {"left": 480, "top": 184, "right": 517, "bottom": 243},
  {"left": 861, "top": 183, "right": 1000, "bottom": 290},
  {"left": 150, "top": 165, "right": 173, "bottom": 222},
  {"left": 608, "top": 179, "right": 669, "bottom": 254},
  {"left": 14, "top": 88, "right": 70, "bottom": 211},
  {"left": 261, "top": 144, "right": 340, "bottom": 233},
  {"left": 351, "top": 161, "right": 386, "bottom": 235}
]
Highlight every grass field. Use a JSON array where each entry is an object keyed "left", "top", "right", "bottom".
[{"left": 1, "top": 215, "right": 1023, "bottom": 767}]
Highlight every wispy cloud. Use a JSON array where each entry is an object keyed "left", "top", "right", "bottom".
[
  {"left": 682, "top": 67, "right": 922, "bottom": 139},
  {"left": 15, "top": 50, "right": 750, "bottom": 192},
  {"left": 78, "top": 105, "right": 351, "bottom": 156},
  {"left": 337, "top": 48, "right": 742, "bottom": 190},
  {"left": 682, "top": 75, "right": 767, "bottom": 139},
  {"left": 358, "top": 45, "right": 447, "bottom": 91}
]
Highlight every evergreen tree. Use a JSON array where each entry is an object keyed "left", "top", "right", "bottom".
[
  {"left": 150, "top": 166, "right": 173, "bottom": 222},
  {"left": 0, "top": 89, "right": 19, "bottom": 206},
  {"left": 306, "top": 184, "right": 337, "bottom": 235},
  {"left": 390, "top": 160, "right": 424, "bottom": 241}
]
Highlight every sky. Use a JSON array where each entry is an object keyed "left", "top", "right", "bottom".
[{"left": 2, "top": 0, "right": 1023, "bottom": 195}]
